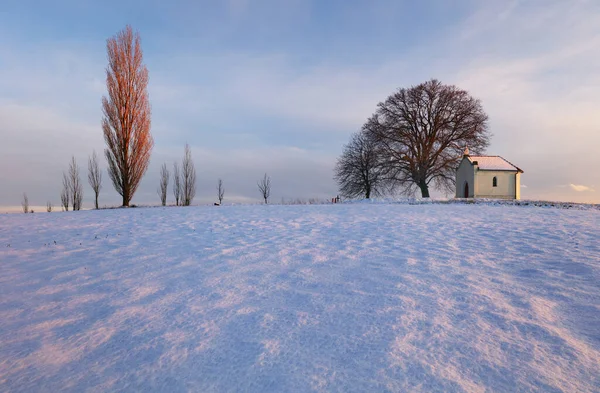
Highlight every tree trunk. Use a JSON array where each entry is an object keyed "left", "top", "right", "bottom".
[
  {"left": 365, "top": 188, "right": 371, "bottom": 199},
  {"left": 124, "top": 176, "right": 132, "bottom": 206},
  {"left": 95, "top": 194, "right": 99, "bottom": 209},
  {"left": 419, "top": 182, "right": 430, "bottom": 198}
]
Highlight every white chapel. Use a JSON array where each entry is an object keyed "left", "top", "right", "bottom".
[{"left": 456, "top": 147, "right": 524, "bottom": 200}]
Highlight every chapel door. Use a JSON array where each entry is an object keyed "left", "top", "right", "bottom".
[{"left": 464, "top": 182, "right": 469, "bottom": 198}]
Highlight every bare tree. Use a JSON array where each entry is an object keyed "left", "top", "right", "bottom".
[
  {"left": 217, "top": 178, "right": 224, "bottom": 205},
  {"left": 61, "top": 173, "right": 70, "bottom": 211},
  {"left": 88, "top": 151, "right": 102, "bottom": 209},
  {"left": 21, "top": 193, "right": 29, "bottom": 213},
  {"left": 335, "top": 130, "right": 386, "bottom": 199},
  {"left": 364, "top": 79, "right": 490, "bottom": 197},
  {"left": 158, "top": 163, "right": 169, "bottom": 206},
  {"left": 102, "top": 25, "right": 154, "bottom": 207},
  {"left": 182, "top": 144, "right": 196, "bottom": 206},
  {"left": 46, "top": 201, "right": 53, "bottom": 212},
  {"left": 68, "top": 156, "right": 84, "bottom": 211},
  {"left": 173, "top": 162, "right": 182, "bottom": 206},
  {"left": 257, "top": 173, "right": 271, "bottom": 204}
]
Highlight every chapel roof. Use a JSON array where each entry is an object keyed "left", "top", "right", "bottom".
[{"left": 467, "top": 156, "right": 524, "bottom": 173}]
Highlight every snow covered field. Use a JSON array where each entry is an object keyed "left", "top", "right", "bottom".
[{"left": 1, "top": 204, "right": 599, "bottom": 392}]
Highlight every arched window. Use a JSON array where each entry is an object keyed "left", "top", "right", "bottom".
[{"left": 493, "top": 177, "right": 497, "bottom": 187}]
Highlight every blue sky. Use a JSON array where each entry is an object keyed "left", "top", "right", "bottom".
[{"left": 1, "top": 0, "right": 599, "bottom": 209}]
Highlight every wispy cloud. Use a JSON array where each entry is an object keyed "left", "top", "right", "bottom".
[
  {"left": 570, "top": 184, "right": 595, "bottom": 193},
  {"left": 226, "top": 0, "right": 250, "bottom": 16}
]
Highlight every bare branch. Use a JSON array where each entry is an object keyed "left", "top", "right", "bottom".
[
  {"left": 61, "top": 172, "right": 70, "bottom": 211},
  {"left": 21, "top": 193, "right": 29, "bottom": 214},
  {"left": 68, "top": 156, "right": 83, "bottom": 211},
  {"left": 173, "top": 162, "right": 181, "bottom": 206},
  {"left": 217, "top": 178, "right": 224, "bottom": 205},
  {"left": 182, "top": 144, "right": 196, "bottom": 206},
  {"left": 158, "top": 163, "right": 169, "bottom": 206},
  {"left": 88, "top": 151, "right": 102, "bottom": 209}
]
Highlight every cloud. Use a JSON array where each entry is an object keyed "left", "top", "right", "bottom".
[
  {"left": 226, "top": 0, "right": 250, "bottom": 18},
  {"left": 0, "top": 103, "right": 103, "bottom": 207},
  {"left": 520, "top": 185, "right": 528, "bottom": 188},
  {"left": 147, "top": 53, "right": 416, "bottom": 132},
  {"left": 570, "top": 184, "right": 595, "bottom": 193}
]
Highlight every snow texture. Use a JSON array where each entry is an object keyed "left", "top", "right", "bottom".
[
  {"left": 1, "top": 204, "right": 599, "bottom": 392},
  {"left": 468, "top": 156, "right": 521, "bottom": 172},
  {"left": 348, "top": 197, "right": 600, "bottom": 211}
]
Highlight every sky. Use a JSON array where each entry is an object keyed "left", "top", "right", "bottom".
[{"left": 1, "top": 0, "right": 599, "bottom": 211}]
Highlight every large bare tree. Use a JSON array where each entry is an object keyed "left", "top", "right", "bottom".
[
  {"left": 102, "top": 25, "right": 154, "bottom": 207},
  {"left": 334, "top": 130, "right": 386, "bottom": 199},
  {"left": 257, "top": 173, "right": 271, "bottom": 204},
  {"left": 182, "top": 144, "right": 196, "bottom": 206},
  {"left": 217, "top": 178, "right": 224, "bottom": 205},
  {"left": 158, "top": 163, "right": 169, "bottom": 206},
  {"left": 68, "top": 156, "right": 84, "bottom": 211},
  {"left": 88, "top": 151, "right": 102, "bottom": 209},
  {"left": 173, "top": 162, "right": 182, "bottom": 206},
  {"left": 364, "top": 79, "right": 490, "bottom": 197}
]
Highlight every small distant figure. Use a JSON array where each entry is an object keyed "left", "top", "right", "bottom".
[{"left": 214, "top": 202, "right": 220, "bottom": 206}]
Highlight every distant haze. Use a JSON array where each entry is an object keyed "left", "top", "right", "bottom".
[{"left": 1, "top": 0, "right": 599, "bottom": 210}]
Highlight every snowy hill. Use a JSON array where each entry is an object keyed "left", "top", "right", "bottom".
[{"left": 1, "top": 204, "right": 599, "bottom": 392}]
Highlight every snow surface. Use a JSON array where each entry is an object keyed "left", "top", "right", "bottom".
[
  {"left": 1, "top": 204, "right": 599, "bottom": 392},
  {"left": 468, "top": 156, "right": 521, "bottom": 172}
]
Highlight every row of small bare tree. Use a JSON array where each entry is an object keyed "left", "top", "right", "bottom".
[
  {"left": 158, "top": 169, "right": 272, "bottom": 206},
  {"left": 156, "top": 146, "right": 272, "bottom": 206},
  {"left": 21, "top": 152, "right": 103, "bottom": 213},
  {"left": 60, "top": 153, "right": 102, "bottom": 211},
  {"left": 21, "top": 151, "right": 270, "bottom": 213},
  {"left": 158, "top": 144, "right": 197, "bottom": 207},
  {"left": 60, "top": 157, "right": 82, "bottom": 211},
  {"left": 335, "top": 79, "right": 491, "bottom": 199}
]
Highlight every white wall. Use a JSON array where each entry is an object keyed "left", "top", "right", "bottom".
[
  {"left": 455, "top": 157, "right": 475, "bottom": 198},
  {"left": 475, "top": 171, "right": 517, "bottom": 199}
]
